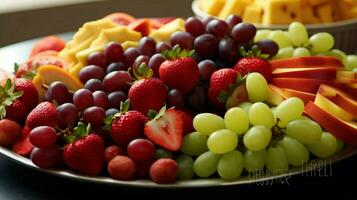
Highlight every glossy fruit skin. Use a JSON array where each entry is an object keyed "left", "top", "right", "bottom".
[
  {"left": 234, "top": 57, "right": 272, "bottom": 82},
  {"left": 82, "top": 106, "right": 105, "bottom": 127},
  {"left": 12, "top": 125, "right": 34, "bottom": 157},
  {"left": 26, "top": 102, "right": 58, "bottom": 129},
  {"left": 0, "top": 119, "right": 22, "bottom": 146},
  {"left": 159, "top": 57, "right": 199, "bottom": 94},
  {"left": 128, "top": 78, "right": 167, "bottom": 115},
  {"left": 29, "top": 126, "right": 57, "bottom": 148},
  {"left": 5, "top": 100, "right": 27, "bottom": 122},
  {"left": 208, "top": 68, "right": 238, "bottom": 109},
  {"left": 63, "top": 134, "right": 105, "bottom": 175},
  {"left": 176, "top": 110, "right": 194, "bottom": 135},
  {"left": 149, "top": 158, "right": 178, "bottom": 184},
  {"left": 127, "top": 138, "right": 156, "bottom": 162},
  {"left": 108, "top": 155, "right": 136, "bottom": 180},
  {"left": 30, "top": 147, "right": 62, "bottom": 168},
  {"left": 15, "top": 78, "right": 39, "bottom": 111},
  {"left": 110, "top": 111, "right": 148, "bottom": 147},
  {"left": 103, "top": 71, "right": 132, "bottom": 93},
  {"left": 104, "top": 145, "right": 124, "bottom": 163}
]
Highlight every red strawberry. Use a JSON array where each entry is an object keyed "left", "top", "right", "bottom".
[
  {"left": 176, "top": 109, "right": 194, "bottom": 135},
  {"left": 12, "top": 125, "right": 34, "bottom": 157},
  {"left": 63, "top": 133, "right": 105, "bottom": 175},
  {"left": 144, "top": 108, "right": 183, "bottom": 151},
  {"left": 26, "top": 102, "right": 58, "bottom": 129},
  {"left": 5, "top": 100, "right": 27, "bottom": 122},
  {"left": 15, "top": 78, "right": 39, "bottom": 111},
  {"left": 159, "top": 46, "right": 199, "bottom": 94},
  {"left": 128, "top": 77, "right": 167, "bottom": 115},
  {"left": 110, "top": 111, "right": 148, "bottom": 147},
  {"left": 208, "top": 68, "right": 248, "bottom": 110},
  {"left": 234, "top": 46, "right": 272, "bottom": 81}
]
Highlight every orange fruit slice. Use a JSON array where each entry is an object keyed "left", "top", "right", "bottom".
[{"left": 32, "top": 65, "right": 83, "bottom": 100}]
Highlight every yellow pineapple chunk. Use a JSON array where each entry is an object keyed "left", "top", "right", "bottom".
[
  {"left": 262, "top": 0, "right": 302, "bottom": 25},
  {"left": 218, "top": 0, "right": 253, "bottom": 19},
  {"left": 242, "top": 4, "right": 263, "bottom": 23},
  {"left": 308, "top": 0, "right": 328, "bottom": 6},
  {"left": 302, "top": 7, "right": 321, "bottom": 24},
  {"left": 316, "top": 3, "right": 334, "bottom": 23},
  {"left": 202, "top": 0, "right": 226, "bottom": 16}
]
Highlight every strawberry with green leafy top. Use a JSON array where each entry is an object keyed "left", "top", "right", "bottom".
[
  {"left": 63, "top": 122, "right": 105, "bottom": 175},
  {"left": 0, "top": 79, "right": 25, "bottom": 122},
  {"left": 159, "top": 45, "right": 199, "bottom": 94}
]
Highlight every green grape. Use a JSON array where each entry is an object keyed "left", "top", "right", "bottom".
[
  {"left": 155, "top": 148, "right": 173, "bottom": 159},
  {"left": 346, "top": 55, "right": 357, "bottom": 70},
  {"left": 307, "top": 132, "right": 337, "bottom": 158},
  {"left": 246, "top": 72, "right": 268, "bottom": 103},
  {"left": 274, "top": 97, "right": 304, "bottom": 127},
  {"left": 353, "top": 68, "right": 357, "bottom": 72},
  {"left": 207, "top": 129, "right": 238, "bottom": 154},
  {"left": 193, "top": 151, "right": 220, "bottom": 178},
  {"left": 238, "top": 102, "right": 253, "bottom": 113},
  {"left": 243, "top": 125, "right": 272, "bottom": 151},
  {"left": 278, "top": 136, "right": 309, "bottom": 166},
  {"left": 331, "top": 49, "right": 347, "bottom": 63},
  {"left": 271, "top": 107, "right": 276, "bottom": 113},
  {"left": 193, "top": 113, "right": 225, "bottom": 135},
  {"left": 293, "top": 47, "right": 311, "bottom": 57},
  {"left": 335, "top": 140, "right": 344, "bottom": 153},
  {"left": 287, "top": 22, "right": 309, "bottom": 46},
  {"left": 266, "top": 145, "right": 289, "bottom": 174},
  {"left": 268, "top": 30, "right": 292, "bottom": 48},
  {"left": 273, "top": 47, "right": 294, "bottom": 59},
  {"left": 244, "top": 149, "right": 266, "bottom": 172},
  {"left": 254, "top": 29, "right": 272, "bottom": 42},
  {"left": 224, "top": 107, "right": 249, "bottom": 135},
  {"left": 181, "top": 132, "right": 208, "bottom": 156},
  {"left": 176, "top": 154, "right": 194, "bottom": 180},
  {"left": 249, "top": 102, "right": 276, "bottom": 128},
  {"left": 217, "top": 150, "right": 244, "bottom": 180},
  {"left": 286, "top": 119, "right": 323, "bottom": 144},
  {"left": 309, "top": 32, "right": 334, "bottom": 53}
]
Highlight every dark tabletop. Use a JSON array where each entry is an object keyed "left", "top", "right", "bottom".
[{"left": 1, "top": 153, "right": 356, "bottom": 200}]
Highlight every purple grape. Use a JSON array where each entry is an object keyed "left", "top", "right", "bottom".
[
  {"left": 194, "top": 34, "right": 218, "bottom": 58},
  {"left": 105, "top": 108, "right": 119, "bottom": 117},
  {"left": 46, "top": 81, "right": 71, "bottom": 105},
  {"left": 187, "top": 86, "right": 207, "bottom": 112},
  {"left": 93, "top": 91, "right": 109, "bottom": 110},
  {"left": 198, "top": 59, "right": 216, "bottom": 81},
  {"left": 201, "top": 16, "right": 214, "bottom": 27},
  {"left": 256, "top": 39, "right": 279, "bottom": 57},
  {"left": 148, "top": 54, "right": 166, "bottom": 78},
  {"left": 218, "top": 38, "right": 239, "bottom": 63},
  {"left": 108, "top": 91, "right": 127, "bottom": 109},
  {"left": 105, "top": 42, "right": 124, "bottom": 64},
  {"left": 84, "top": 79, "right": 104, "bottom": 92},
  {"left": 167, "top": 89, "right": 185, "bottom": 108},
  {"left": 57, "top": 103, "right": 78, "bottom": 127},
  {"left": 185, "top": 17, "right": 205, "bottom": 36},
  {"left": 30, "top": 147, "right": 62, "bottom": 168},
  {"left": 138, "top": 37, "right": 156, "bottom": 57},
  {"left": 225, "top": 14, "right": 242, "bottom": 30},
  {"left": 106, "top": 62, "right": 127, "bottom": 74},
  {"left": 78, "top": 65, "right": 105, "bottom": 83},
  {"left": 206, "top": 19, "right": 229, "bottom": 37},
  {"left": 124, "top": 47, "right": 141, "bottom": 67},
  {"left": 73, "top": 88, "right": 94, "bottom": 110},
  {"left": 132, "top": 55, "right": 150, "bottom": 69},
  {"left": 156, "top": 42, "right": 172, "bottom": 53},
  {"left": 87, "top": 52, "right": 107, "bottom": 69},
  {"left": 170, "top": 31, "right": 194, "bottom": 50},
  {"left": 103, "top": 71, "right": 131, "bottom": 92},
  {"left": 231, "top": 23, "right": 257, "bottom": 44},
  {"left": 82, "top": 106, "right": 105, "bottom": 127}
]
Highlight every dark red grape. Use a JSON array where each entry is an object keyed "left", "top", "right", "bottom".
[
  {"left": 206, "top": 19, "right": 228, "bottom": 37},
  {"left": 170, "top": 31, "right": 194, "bottom": 50},
  {"left": 57, "top": 103, "right": 78, "bottom": 127},
  {"left": 87, "top": 52, "right": 107, "bottom": 69},
  {"left": 103, "top": 71, "right": 131, "bottom": 92},
  {"left": 187, "top": 85, "right": 207, "bottom": 112},
  {"left": 185, "top": 17, "right": 205, "bottom": 36},
  {"left": 82, "top": 106, "right": 105, "bottom": 127},
  {"left": 167, "top": 89, "right": 185, "bottom": 108},
  {"left": 127, "top": 138, "right": 155, "bottom": 162},
  {"left": 148, "top": 54, "right": 166, "bottom": 78},
  {"left": 225, "top": 14, "right": 242, "bottom": 30},
  {"left": 124, "top": 47, "right": 141, "bottom": 67},
  {"left": 138, "top": 37, "right": 156, "bottom": 57},
  {"left": 93, "top": 91, "right": 109, "bottom": 110},
  {"left": 194, "top": 34, "right": 218, "bottom": 58},
  {"left": 218, "top": 38, "right": 239, "bottom": 63},
  {"left": 106, "top": 62, "right": 127, "bottom": 74},
  {"left": 201, "top": 16, "right": 214, "bottom": 27},
  {"left": 108, "top": 91, "right": 127, "bottom": 109},
  {"left": 198, "top": 59, "right": 216, "bottom": 80},
  {"left": 84, "top": 79, "right": 104, "bottom": 92},
  {"left": 132, "top": 55, "right": 149, "bottom": 69},
  {"left": 105, "top": 108, "right": 119, "bottom": 117},
  {"left": 231, "top": 23, "right": 257, "bottom": 44},
  {"left": 79, "top": 65, "right": 105, "bottom": 83},
  {"left": 256, "top": 39, "right": 279, "bottom": 57},
  {"left": 46, "top": 81, "right": 71, "bottom": 105},
  {"left": 156, "top": 42, "right": 172, "bottom": 53},
  {"left": 73, "top": 88, "right": 94, "bottom": 110},
  {"left": 30, "top": 147, "right": 62, "bottom": 168},
  {"left": 105, "top": 42, "right": 124, "bottom": 64},
  {"left": 29, "top": 126, "right": 57, "bottom": 148},
  {"left": 105, "top": 145, "right": 124, "bottom": 163}
]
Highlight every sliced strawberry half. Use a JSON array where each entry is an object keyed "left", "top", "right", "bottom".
[{"left": 144, "top": 108, "right": 183, "bottom": 151}]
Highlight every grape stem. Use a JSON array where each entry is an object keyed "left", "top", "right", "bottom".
[{"left": 269, "top": 118, "right": 286, "bottom": 147}]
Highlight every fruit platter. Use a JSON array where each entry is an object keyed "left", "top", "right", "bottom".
[{"left": 0, "top": 10, "right": 357, "bottom": 188}]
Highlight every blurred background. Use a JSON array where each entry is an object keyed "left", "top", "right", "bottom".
[{"left": 0, "top": 0, "right": 193, "bottom": 47}]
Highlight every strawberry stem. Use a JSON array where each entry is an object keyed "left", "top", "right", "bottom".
[
  {"left": 133, "top": 63, "right": 153, "bottom": 80},
  {"left": 162, "top": 45, "right": 194, "bottom": 60}
]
